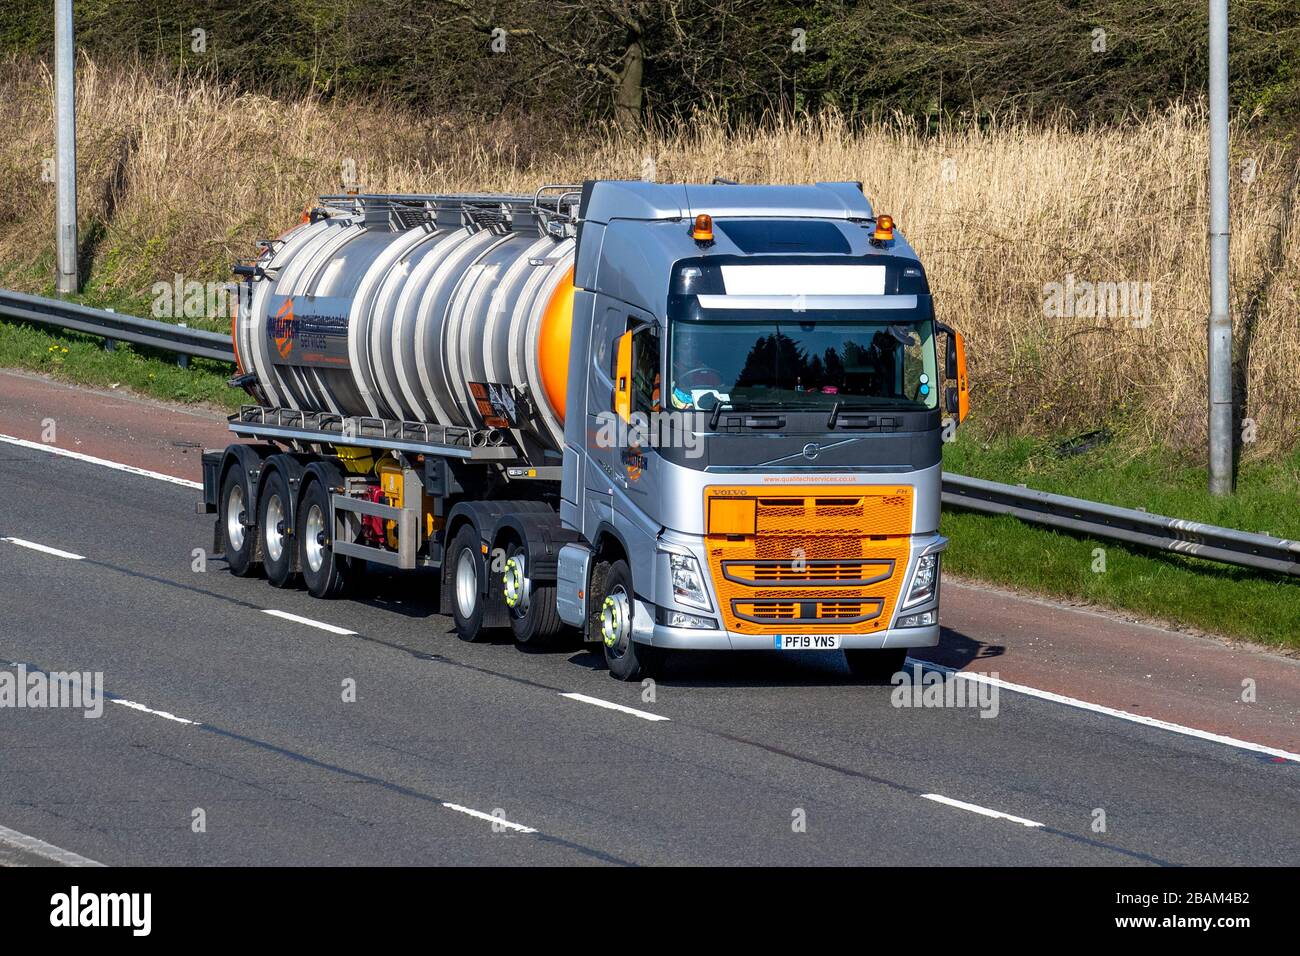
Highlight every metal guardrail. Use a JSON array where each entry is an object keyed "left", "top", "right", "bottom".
[
  {"left": 943, "top": 473, "right": 1300, "bottom": 577},
  {"left": 0, "top": 287, "right": 235, "bottom": 363},
  {"left": 2, "top": 287, "right": 1295, "bottom": 577}
]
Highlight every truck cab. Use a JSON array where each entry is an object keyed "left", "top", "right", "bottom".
[{"left": 555, "top": 180, "right": 969, "bottom": 679}]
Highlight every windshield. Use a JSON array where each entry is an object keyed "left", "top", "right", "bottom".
[{"left": 668, "top": 309, "right": 938, "bottom": 411}]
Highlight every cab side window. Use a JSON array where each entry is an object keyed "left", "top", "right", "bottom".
[{"left": 630, "top": 325, "right": 660, "bottom": 414}]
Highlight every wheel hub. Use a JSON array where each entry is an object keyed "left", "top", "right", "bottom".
[
  {"left": 455, "top": 548, "right": 478, "bottom": 621},
  {"left": 304, "top": 503, "right": 326, "bottom": 573},
  {"left": 601, "top": 586, "right": 631, "bottom": 651},
  {"left": 225, "top": 484, "right": 246, "bottom": 551},
  {"left": 502, "top": 554, "right": 529, "bottom": 614},
  {"left": 264, "top": 494, "right": 286, "bottom": 562}
]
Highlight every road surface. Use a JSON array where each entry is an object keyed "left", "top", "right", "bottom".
[{"left": 1, "top": 369, "right": 1297, "bottom": 865}]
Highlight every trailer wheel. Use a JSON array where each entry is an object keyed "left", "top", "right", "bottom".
[
  {"left": 220, "top": 465, "right": 259, "bottom": 577},
  {"left": 843, "top": 648, "right": 908, "bottom": 683},
  {"left": 449, "top": 524, "right": 492, "bottom": 642},
  {"left": 297, "top": 478, "right": 350, "bottom": 599},
  {"left": 257, "top": 469, "right": 298, "bottom": 588},
  {"left": 503, "top": 543, "right": 562, "bottom": 648},
  {"left": 594, "top": 559, "right": 665, "bottom": 681}
]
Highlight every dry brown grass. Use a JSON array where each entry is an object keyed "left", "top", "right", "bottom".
[{"left": 2, "top": 56, "right": 1297, "bottom": 457}]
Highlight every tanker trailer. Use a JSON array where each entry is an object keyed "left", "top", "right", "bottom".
[{"left": 201, "top": 180, "right": 971, "bottom": 681}]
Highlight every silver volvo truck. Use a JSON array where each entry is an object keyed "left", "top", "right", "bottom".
[{"left": 201, "top": 179, "right": 971, "bottom": 680}]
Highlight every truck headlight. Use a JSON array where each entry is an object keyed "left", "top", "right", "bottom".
[
  {"left": 656, "top": 607, "right": 717, "bottom": 629},
  {"left": 902, "top": 553, "right": 939, "bottom": 608},
  {"left": 896, "top": 609, "right": 937, "bottom": 628},
  {"left": 667, "top": 550, "right": 711, "bottom": 611}
]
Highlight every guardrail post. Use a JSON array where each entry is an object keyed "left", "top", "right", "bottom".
[{"left": 177, "top": 323, "right": 190, "bottom": 368}]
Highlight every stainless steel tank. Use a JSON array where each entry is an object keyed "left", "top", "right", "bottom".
[{"left": 233, "top": 190, "right": 579, "bottom": 451}]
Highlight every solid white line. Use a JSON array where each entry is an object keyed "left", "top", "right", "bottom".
[
  {"left": 0, "top": 823, "right": 105, "bottom": 867},
  {"left": 921, "top": 793, "right": 1045, "bottom": 828},
  {"left": 909, "top": 657, "right": 1300, "bottom": 764},
  {"left": 0, "top": 433, "right": 201, "bottom": 489},
  {"left": 110, "top": 698, "right": 200, "bottom": 726},
  {"left": 560, "top": 692, "right": 671, "bottom": 722},
  {"left": 261, "top": 609, "right": 357, "bottom": 636},
  {"left": 441, "top": 803, "right": 537, "bottom": 834},
  {"left": 1, "top": 536, "right": 85, "bottom": 560}
]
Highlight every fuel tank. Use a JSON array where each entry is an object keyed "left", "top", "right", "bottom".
[{"left": 233, "top": 191, "right": 579, "bottom": 451}]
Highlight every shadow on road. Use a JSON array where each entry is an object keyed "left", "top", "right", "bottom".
[{"left": 337, "top": 562, "right": 1005, "bottom": 688}]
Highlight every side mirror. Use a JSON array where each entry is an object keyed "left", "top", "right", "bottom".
[
  {"left": 943, "top": 329, "right": 970, "bottom": 423},
  {"left": 613, "top": 330, "right": 633, "bottom": 423}
]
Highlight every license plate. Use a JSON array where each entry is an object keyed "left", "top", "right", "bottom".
[{"left": 775, "top": 634, "right": 842, "bottom": 650}]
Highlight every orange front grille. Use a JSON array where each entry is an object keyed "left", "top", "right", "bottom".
[
  {"left": 704, "top": 485, "right": 913, "bottom": 634},
  {"left": 721, "top": 558, "right": 894, "bottom": 586},
  {"left": 732, "top": 598, "right": 885, "bottom": 625}
]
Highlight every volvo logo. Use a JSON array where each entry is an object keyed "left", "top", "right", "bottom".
[{"left": 802, "top": 442, "right": 820, "bottom": 461}]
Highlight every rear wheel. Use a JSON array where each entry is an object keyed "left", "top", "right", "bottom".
[
  {"left": 450, "top": 524, "right": 491, "bottom": 642},
  {"left": 594, "top": 559, "right": 665, "bottom": 681},
  {"left": 503, "top": 543, "right": 562, "bottom": 649},
  {"left": 220, "top": 464, "right": 259, "bottom": 577},
  {"left": 844, "top": 647, "right": 908, "bottom": 682},
  {"left": 257, "top": 470, "right": 297, "bottom": 588},
  {"left": 297, "top": 478, "right": 351, "bottom": 599}
]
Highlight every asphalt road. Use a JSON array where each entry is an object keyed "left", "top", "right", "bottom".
[{"left": 1, "top": 440, "right": 1298, "bottom": 865}]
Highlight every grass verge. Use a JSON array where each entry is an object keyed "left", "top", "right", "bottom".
[
  {"left": 0, "top": 319, "right": 242, "bottom": 410},
  {"left": 942, "top": 431, "right": 1300, "bottom": 650}
]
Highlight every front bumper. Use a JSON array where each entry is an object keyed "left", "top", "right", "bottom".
[{"left": 640, "top": 619, "right": 941, "bottom": 651}]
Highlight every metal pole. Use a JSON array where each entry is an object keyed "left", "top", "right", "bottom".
[
  {"left": 54, "top": 0, "right": 78, "bottom": 294},
  {"left": 1207, "top": 0, "right": 1232, "bottom": 495}
]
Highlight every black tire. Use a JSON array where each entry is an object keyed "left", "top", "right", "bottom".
[
  {"left": 448, "top": 524, "right": 491, "bottom": 642},
  {"left": 257, "top": 469, "right": 298, "bottom": 589},
  {"left": 844, "top": 647, "right": 909, "bottom": 683},
  {"left": 594, "top": 559, "right": 665, "bottom": 681},
  {"left": 504, "top": 542, "right": 563, "bottom": 649},
  {"left": 296, "top": 478, "right": 350, "bottom": 599},
  {"left": 219, "top": 464, "right": 259, "bottom": 577}
]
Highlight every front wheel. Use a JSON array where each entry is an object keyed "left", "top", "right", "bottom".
[{"left": 593, "top": 559, "right": 665, "bottom": 681}]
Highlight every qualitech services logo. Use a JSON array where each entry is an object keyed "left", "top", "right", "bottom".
[
  {"left": 272, "top": 298, "right": 295, "bottom": 358},
  {"left": 50, "top": 886, "right": 151, "bottom": 936}
]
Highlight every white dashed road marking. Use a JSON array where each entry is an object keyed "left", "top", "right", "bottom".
[
  {"left": 560, "top": 692, "right": 670, "bottom": 722},
  {"left": 441, "top": 803, "right": 538, "bottom": 833},
  {"left": 1, "top": 536, "right": 85, "bottom": 560},
  {"left": 110, "top": 698, "right": 201, "bottom": 726},
  {"left": 262, "top": 609, "right": 357, "bottom": 636},
  {"left": 921, "top": 793, "right": 1045, "bottom": 828}
]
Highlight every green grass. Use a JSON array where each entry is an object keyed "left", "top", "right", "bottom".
[
  {"left": 0, "top": 319, "right": 242, "bottom": 410},
  {"left": 941, "top": 430, "right": 1300, "bottom": 650}
]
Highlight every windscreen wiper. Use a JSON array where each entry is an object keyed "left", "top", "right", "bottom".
[{"left": 827, "top": 400, "right": 903, "bottom": 428}]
